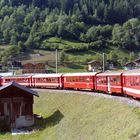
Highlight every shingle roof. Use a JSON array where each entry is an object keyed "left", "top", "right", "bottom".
[
  {"left": 87, "top": 60, "right": 99, "bottom": 64},
  {"left": 125, "top": 61, "right": 136, "bottom": 65},
  {"left": 0, "top": 82, "right": 39, "bottom": 97},
  {"left": 135, "top": 58, "right": 140, "bottom": 63}
]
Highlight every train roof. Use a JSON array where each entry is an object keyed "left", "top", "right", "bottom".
[
  {"left": 2, "top": 74, "right": 33, "bottom": 78},
  {"left": 63, "top": 72, "right": 98, "bottom": 76},
  {"left": 32, "top": 73, "right": 63, "bottom": 78},
  {"left": 96, "top": 71, "right": 123, "bottom": 76},
  {"left": 0, "top": 72, "right": 14, "bottom": 76},
  {"left": 123, "top": 69, "right": 140, "bottom": 75}
]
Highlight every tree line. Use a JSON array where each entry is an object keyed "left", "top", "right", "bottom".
[{"left": 1, "top": 0, "right": 140, "bottom": 63}]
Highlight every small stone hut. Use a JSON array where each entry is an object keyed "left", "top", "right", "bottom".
[{"left": 0, "top": 82, "right": 39, "bottom": 128}]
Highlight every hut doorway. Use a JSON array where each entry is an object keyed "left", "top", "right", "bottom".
[{"left": 3, "top": 101, "right": 12, "bottom": 126}]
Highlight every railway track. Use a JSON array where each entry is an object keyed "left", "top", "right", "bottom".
[{"left": 33, "top": 88, "right": 140, "bottom": 108}]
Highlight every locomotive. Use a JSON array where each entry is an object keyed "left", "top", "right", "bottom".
[{"left": 0, "top": 70, "right": 140, "bottom": 99}]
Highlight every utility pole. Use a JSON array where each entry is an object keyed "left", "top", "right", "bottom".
[
  {"left": 11, "top": 64, "right": 14, "bottom": 75},
  {"left": 56, "top": 49, "right": 58, "bottom": 73},
  {"left": 103, "top": 53, "right": 105, "bottom": 72}
]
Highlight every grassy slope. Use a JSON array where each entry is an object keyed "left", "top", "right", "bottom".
[
  {"left": 1, "top": 91, "right": 140, "bottom": 140},
  {"left": 20, "top": 37, "right": 130, "bottom": 72},
  {"left": 32, "top": 37, "right": 130, "bottom": 65},
  {"left": 45, "top": 37, "right": 129, "bottom": 63}
]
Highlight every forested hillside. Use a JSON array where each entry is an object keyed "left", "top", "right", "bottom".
[{"left": 1, "top": 0, "right": 140, "bottom": 64}]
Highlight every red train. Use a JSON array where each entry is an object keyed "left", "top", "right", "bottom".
[{"left": 0, "top": 70, "right": 140, "bottom": 99}]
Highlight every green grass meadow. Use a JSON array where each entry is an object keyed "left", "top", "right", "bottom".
[{"left": 1, "top": 91, "right": 140, "bottom": 140}]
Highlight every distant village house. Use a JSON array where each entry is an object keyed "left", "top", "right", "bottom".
[
  {"left": 124, "top": 61, "right": 136, "bottom": 70},
  {"left": 12, "top": 61, "right": 22, "bottom": 69},
  {"left": 22, "top": 62, "right": 46, "bottom": 74},
  {"left": 135, "top": 58, "right": 140, "bottom": 67},
  {"left": 87, "top": 60, "right": 101, "bottom": 71},
  {"left": 106, "top": 59, "right": 115, "bottom": 69}
]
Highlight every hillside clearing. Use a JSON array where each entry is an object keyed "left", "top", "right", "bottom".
[
  {"left": 0, "top": 39, "right": 132, "bottom": 73},
  {"left": 0, "top": 91, "right": 140, "bottom": 140}
]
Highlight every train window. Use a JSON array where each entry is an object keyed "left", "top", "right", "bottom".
[
  {"left": 109, "top": 77, "right": 119, "bottom": 84},
  {"left": 5, "top": 79, "right": 11, "bottom": 82},
  {"left": 37, "top": 78, "right": 42, "bottom": 82},
  {"left": 99, "top": 78, "right": 101, "bottom": 84},
  {"left": 47, "top": 78, "right": 51, "bottom": 82},
  {"left": 69, "top": 77, "right": 71, "bottom": 82},
  {"left": 97, "top": 77, "right": 101, "bottom": 84},
  {"left": 66, "top": 77, "right": 68, "bottom": 82},
  {"left": 137, "top": 77, "right": 140, "bottom": 86},
  {"left": 126, "top": 77, "right": 130, "bottom": 86},
  {"left": 82, "top": 77, "right": 84, "bottom": 82},
  {"left": 129, "top": 77, "right": 136, "bottom": 86},
  {"left": 101, "top": 78, "right": 103, "bottom": 84},
  {"left": 86, "top": 78, "right": 90, "bottom": 82},
  {"left": 78, "top": 77, "right": 80, "bottom": 82},
  {"left": 129, "top": 77, "right": 131, "bottom": 86},
  {"left": 51, "top": 78, "right": 54, "bottom": 82},
  {"left": 50, "top": 78, "right": 57, "bottom": 82},
  {"left": 96, "top": 78, "right": 99, "bottom": 83},
  {"left": 71, "top": 77, "right": 73, "bottom": 82},
  {"left": 75, "top": 77, "right": 78, "bottom": 82},
  {"left": 44, "top": 78, "right": 48, "bottom": 82},
  {"left": 139, "top": 77, "right": 140, "bottom": 86},
  {"left": 41, "top": 78, "right": 45, "bottom": 82},
  {"left": 116, "top": 77, "right": 120, "bottom": 84},
  {"left": 77, "top": 77, "right": 79, "bottom": 82},
  {"left": 53, "top": 78, "right": 58, "bottom": 82},
  {"left": 102, "top": 77, "right": 106, "bottom": 84},
  {"left": 79, "top": 77, "right": 83, "bottom": 82},
  {"left": 72, "top": 77, "right": 74, "bottom": 82},
  {"left": 133, "top": 77, "right": 139, "bottom": 86},
  {"left": 90, "top": 77, "right": 93, "bottom": 82},
  {"left": 80, "top": 77, "right": 83, "bottom": 82}
]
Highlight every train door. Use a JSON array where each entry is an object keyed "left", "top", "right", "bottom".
[
  {"left": 60, "top": 76, "right": 64, "bottom": 89},
  {"left": 32, "top": 77, "right": 35, "bottom": 88},
  {"left": 107, "top": 76, "right": 111, "bottom": 94},
  {"left": 86, "top": 76, "right": 90, "bottom": 89}
]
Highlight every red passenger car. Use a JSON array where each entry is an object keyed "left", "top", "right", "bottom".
[
  {"left": 95, "top": 72, "right": 123, "bottom": 94},
  {"left": 63, "top": 72, "right": 97, "bottom": 90},
  {"left": 32, "top": 74, "right": 63, "bottom": 88},
  {"left": 122, "top": 70, "right": 140, "bottom": 98},
  {"left": 1, "top": 75, "right": 32, "bottom": 87}
]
